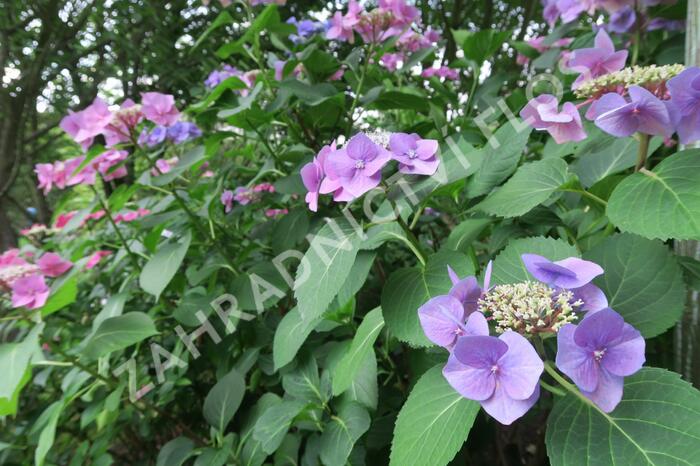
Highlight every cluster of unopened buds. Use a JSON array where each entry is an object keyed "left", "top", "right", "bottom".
[
  {"left": 418, "top": 254, "right": 645, "bottom": 424},
  {"left": 300, "top": 131, "right": 440, "bottom": 212},
  {"left": 522, "top": 29, "right": 700, "bottom": 145},
  {"left": 327, "top": 0, "right": 420, "bottom": 45}
]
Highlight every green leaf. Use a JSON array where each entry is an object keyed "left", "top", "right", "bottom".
[
  {"left": 607, "top": 150, "right": 700, "bottom": 240},
  {"left": 34, "top": 401, "right": 64, "bottom": 466},
  {"left": 82, "top": 312, "right": 158, "bottom": 360},
  {"left": 343, "top": 350, "right": 378, "bottom": 410},
  {"left": 282, "top": 354, "right": 323, "bottom": 403},
  {"left": 0, "top": 324, "right": 41, "bottom": 406},
  {"left": 370, "top": 91, "right": 429, "bottom": 112},
  {"left": 491, "top": 236, "right": 579, "bottom": 285},
  {"left": 382, "top": 250, "right": 474, "bottom": 347},
  {"left": 474, "top": 158, "right": 569, "bottom": 217},
  {"left": 41, "top": 277, "right": 78, "bottom": 316},
  {"left": 191, "top": 76, "right": 247, "bottom": 112},
  {"left": 253, "top": 400, "right": 307, "bottom": 454},
  {"left": 294, "top": 218, "right": 362, "bottom": 321},
  {"left": 390, "top": 365, "right": 479, "bottom": 466},
  {"left": 216, "top": 5, "right": 291, "bottom": 58},
  {"left": 583, "top": 233, "right": 686, "bottom": 337},
  {"left": 318, "top": 401, "right": 370, "bottom": 466},
  {"left": 139, "top": 232, "right": 192, "bottom": 299},
  {"left": 546, "top": 368, "right": 700, "bottom": 466},
  {"left": 445, "top": 217, "right": 492, "bottom": 252},
  {"left": 271, "top": 208, "right": 309, "bottom": 254},
  {"left": 0, "top": 368, "right": 30, "bottom": 416},
  {"left": 572, "top": 135, "right": 662, "bottom": 188},
  {"left": 466, "top": 119, "right": 532, "bottom": 197},
  {"left": 332, "top": 308, "right": 384, "bottom": 396},
  {"left": 191, "top": 10, "right": 233, "bottom": 51},
  {"left": 454, "top": 29, "right": 510, "bottom": 63},
  {"left": 241, "top": 393, "right": 282, "bottom": 466},
  {"left": 203, "top": 368, "right": 246, "bottom": 432},
  {"left": 273, "top": 307, "right": 323, "bottom": 371},
  {"left": 156, "top": 437, "right": 195, "bottom": 466},
  {"left": 337, "top": 251, "right": 376, "bottom": 305},
  {"left": 278, "top": 79, "right": 343, "bottom": 106}
]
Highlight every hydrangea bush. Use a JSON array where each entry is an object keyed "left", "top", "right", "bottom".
[{"left": 2, "top": 0, "right": 700, "bottom": 464}]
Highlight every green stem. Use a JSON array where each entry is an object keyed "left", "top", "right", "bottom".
[
  {"left": 90, "top": 184, "right": 141, "bottom": 271},
  {"left": 465, "top": 63, "right": 481, "bottom": 118},
  {"left": 347, "top": 43, "right": 375, "bottom": 133},
  {"left": 559, "top": 188, "right": 608, "bottom": 207},
  {"left": 635, "top": 133, "right": 650, "bottom": 172},
  {"left": 540, "top": 379, "right": 566, "bottom": 397}
]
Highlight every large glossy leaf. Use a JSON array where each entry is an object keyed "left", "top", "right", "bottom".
[
  {"left": 156, "top": 437, "right": 195, "bottom": 466},
  {"left": 273, "top": 307, "right": 323, "bottom": 370},
  {"left": 466, "top": 120, "right": 532, "bottom": 197},
  {"left": 140, "top": 232, "right": 192, "bottom": 299},
  {"left": 546, "top": 368, "right": 700, "bottom": 466},
  {"left": 607, "top": 150, "right": 700, "bottom": 240},
  {"left": 445, "top": 217, "right": 492, "bottom": 252},
  {"left": 34, "top": 401, "right": 64, "bottom": 466},
  {"left": 390, "top": 365, "right": 479, "bottom": 466},
  {"left": 332, "top": 308, "right": 384, "bottom": 396},
  {"left": 253, "top": 400, "right": 307, "bottom": 454},
  {"left": 0, "top": 325, "right": 41, "bottom": 402},
  {"left": 474, "top": 158, "right": 569, "bottom": 217},
  {"left": 82, "top": 312, "right": 158, "bottom": 360},
  {"left": 282, "top": 355, "right": 324, "bottom": 403},
  {"left": 453, "top": 29, "right": 510, "bottom": 63},
  {"left": 41, "top": 277, "right": 78, "bottom": 316},
  {"left": 382, "top": 250, "right": 474, "bottom": 347},
  {"left": 490, "top": 236, "right": 579, "bottom": 285},
  {"left": 318, "top": 401, "right": 370, "bottom": 466},
  {"left": 203, "top": 368, "right": 246, "bottom": 432},
  {"left": 583, "top": 233, "right": 686, "bottom": 337},
  {"left": 294, "top": 218, "right": 362, "bottom": 321}
]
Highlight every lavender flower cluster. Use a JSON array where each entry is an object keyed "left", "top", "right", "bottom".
[
  {"left": 300, "top": 132, "right": 440, "bottom": 212},
  {"left": 418, "top": 254, "right": 645, "bottom": 424}
]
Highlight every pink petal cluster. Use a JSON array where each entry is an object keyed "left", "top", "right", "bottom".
[
  {"left": 0, "top": 249, "right": 73, "bottom": 310},
  {"left": 141, "top": 92, "right": 180, "bottom": 127},
  {"left": 327, "top": 0, "right": 420, "bottom": 45},
  {"left": 301, "top": 132, "right": 440, "bottom": 212},
  {"left": 516, "top": 36, "right": 573, "bottom": 66},
  {"left": 60, "top": 98, "right": 113, "bottom": 150},
  {"left": 421, "top": 66, "right": 460, "bottom": 80},
  {"left": 35, "top": 149, "right": 129, "bottom": 194},
  {"left": 86, "top": 251, "right": 112, "bottom": 270},
  {"left": 114, "top": 208, "right": 151, "bottom": 224},
  {"left": 220, "top": 183, "right": 275, "bottom": 213},
  {"left": 520, "top": 95, "right": 587, "bottom": 144},
  {"left": 151, "top": 157, "right": 180, "bottom": 176},
  {"left": 265, "top": 208, "right": 289, "bottom": 218}
]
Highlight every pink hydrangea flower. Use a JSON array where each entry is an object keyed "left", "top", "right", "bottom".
[
  {"left": 37, "top": 253, "right": 73, "bottom": 278},
  {"left": 141, "top": 92, "right": 180, "bottom": 126},
  {"left": 380, "top": 53, "right": 404, "bottom": 71},
  {"left": 221, "top": 190, "right": 234, "bottom": 213},
  {"left": 301, "top": 141, "right": 334, "bottom": 211},
  {"left": 568, "top": 29, "right": 628, "bottom": 90},
  {"left": 53, "top": 211, "right": 77, "bottom": 229},
  {"left": 389, "top": 133, "right": 440, "bottom": 175},
  {"left": 103, "top": 99, "right": 143, "bottom": 147},
  {"left": 322, "top": 133, "right": 391, "bottom": 198},
  {"left": 520, "top": 94, "right": 587, "bottom": 144},
  {"left": 379, "top": 0, "right": 420, "bottom": 27},
  {"left": 265, "top": 208, "right": 288, "bottom": 218},
  {"left": 151, "top": 157, "right": 179, "bottom": 176},
  {"left": 86, "top": 251, "right": 112, "bottom": 270},
  {"left": 59, "top": 97, "right": 113, "bottom": 150},
  {"left": 326, "top": 0, "right": 362, "bottom": 43},
  {"left": 0, "top": 249, "right": 27, "bottom": 268},
  {"left": 114, "top": 208, "right": 150, "bottom": 224},
  {"left": 11, "top": 274, "right": 50, "bottom": 309},
  {"left": 93, "top": 149, "right": 129, "bottom": 182}
]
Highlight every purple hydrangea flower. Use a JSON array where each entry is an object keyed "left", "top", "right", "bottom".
[
  {"left": 166, "top": 122, "right": 202, "bottom": 144},
  {"left": 142, "top": 126, "right": 167, "bottom": 148},
  {"left": 388, "top": 133, "right": 440, "bottom": 175},
  {"left": 520, "top": 94, "right": 587, "bottom": 144},
  {"left": 444, "top": 327, "right": 544, "bottom": 425},
  {"left": 556, "top": 308, "right": 645, "bottom": 412},
  {"left": 418, "top": 298, "right": 489, "bottom": 348},
  {"left": 301, "top": 141, "right": 334, "bottom": 212},
  {"left": 447, "top": 261, "right": 492, "bottom": 316},
  {"left": 568, "top": 29, "right": 628, "bottom": 89},
  {"left": 323, "top": 133, "right": 391, "bottom": 198},
  {"left": 589, "top": 86, "right": 674, "bottom": 138},
  {"left": 522, "top": 253, "right": 608, "bottom": 312},
  {"left": 607, "top": 6, "right": 636, "bottom": 33},
  {"left": 667, "top": 67, "right": 700, "bottom": 144},
  {"left": 221, "top": 190, "right": 234, "bottom": 213},
  {"left": 646, "top": 18, "right": 685, "bottom": 31}
]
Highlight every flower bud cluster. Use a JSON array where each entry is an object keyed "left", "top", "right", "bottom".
[
  {"left": 574, "top": 64, "right": 685, "bottom": 99},
  {"left": 478, "top": 281, "right": 581, "bottom": 334}
]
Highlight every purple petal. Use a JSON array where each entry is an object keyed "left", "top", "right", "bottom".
[
  {"left": 417, "top": 295, "right": 466, "bottom": 348},
  {"left": 443, "top": 353, "right": 496, "bottom": 401},
  {"left": 555, "top": 324, "right": 600, "bottom": 392},
  {"left": 586, "top": 92, "right": 628, "bottom": 120},
  {"left": 343, "top": 170, "right": 382, "bottom": 197},
  {"left": 497, "top": 332, "right": 544, "bottom": 400},
  {"left": 602, "top": 323, "right": 645, "bottom": 376},
  {"left": 415, "top": 139, "right": 439, "bottom": 160},
  {"left": 346, "top": 133, "right": 378, "bottom": 160},
  {"left": 389, "top": 132, "right": 418, "bottom": 155},
  {"left": 453, "top": 335, "right": 508, "bottom": 368},
  {"left": 362, "top": 148, "right": 391, "bottom": 174},
  {"left": 571, "top": 283, "right": 608, "bottom": 312},
  {"left": 463, "top": 311, "right": 490, "bottom": 336},
  {"left": 580, "top": 368, "right": 624, "bottom": 413},
  {"left": 483, "top": 261, "right": 493, "bottom": 290},
  {"left": 447, "top": 265, "right": 460, "bottom": 285},
  {"left": 628, "top": 86, "right": 672, "bottom": 137},
  {"left": 480, "top": 383, "right": 540, "bottom": 425},
  {"left": 448, "top": 276, "right": 482, "bottom": 316},
  {"left": 574, "top": 308, "right": 625, "bottom": 349},
  {"left": 594, "top": 28, "right": 615, "bottom": 53},
  {"left": 595, "top": 101, "right": 639, "bottom": 137}
]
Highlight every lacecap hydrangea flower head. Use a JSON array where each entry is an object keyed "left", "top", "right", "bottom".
[{"left": 418, "top": 253, "right": 645, "bottom": 424}]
